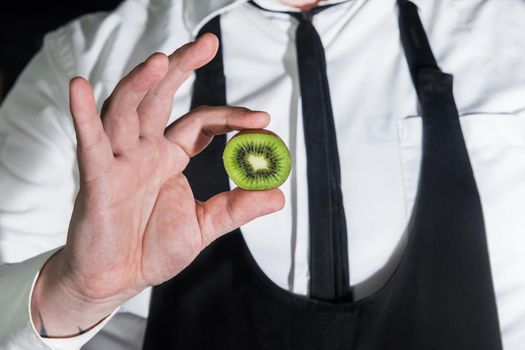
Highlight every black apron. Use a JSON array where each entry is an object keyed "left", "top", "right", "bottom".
[{"left": 143, "top": 1, "right": 503, "bottom": 348}]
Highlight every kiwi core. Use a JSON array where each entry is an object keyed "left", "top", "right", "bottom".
[
  {"left": 247, "top": 154, "right": 269, "bottom": 171},
  {"left": 223, "top": 131, "right": 292, "bottom": 190}
]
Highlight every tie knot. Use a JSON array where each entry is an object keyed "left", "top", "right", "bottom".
[{"left": 297, "top": 10, "right": 314, "bottom": 22}]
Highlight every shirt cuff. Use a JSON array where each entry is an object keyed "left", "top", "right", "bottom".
[
  {"left": 38, "top": 308, "right": 119, "bottom": 350},
  {"left": 29, "top": 250, "right": 120, "bottom": 350},
  {"left": 0, "top": 248, "right": 118, "bottom": 350}
]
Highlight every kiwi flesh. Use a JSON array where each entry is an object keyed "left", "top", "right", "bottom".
[{"left": 223, "top": 129, "right": 291, "bottom": 190}]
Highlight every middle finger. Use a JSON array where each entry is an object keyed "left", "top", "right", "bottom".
[
  {"left": 137, "top": 33, "right": 219, "bottom": 137},
  {"left": 102, "top": 52, "right": 169, "bottom": 155}
]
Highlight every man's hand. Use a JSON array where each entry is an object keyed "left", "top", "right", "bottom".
[{"left": 30, "top": 33, "right": 285, "bottom": 337}]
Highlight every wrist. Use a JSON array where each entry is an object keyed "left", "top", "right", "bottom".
[{"left": 30, "top": 249, "right": 120, "bottom": 338}]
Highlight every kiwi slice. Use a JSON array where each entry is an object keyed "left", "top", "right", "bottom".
[{"left": 223, "top": 129, "right": 291, "bottom": 190}]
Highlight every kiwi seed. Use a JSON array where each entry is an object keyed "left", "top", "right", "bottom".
[{"left": 223, "top": 129, "right": 291, "bottom": 190}]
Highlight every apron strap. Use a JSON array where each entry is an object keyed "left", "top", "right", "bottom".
[
  {"left": 184, "top": 16, "right": 230, "bottom": 201},
  {"left": 191, "top": 16, "right": 226, "bottom": 109}
]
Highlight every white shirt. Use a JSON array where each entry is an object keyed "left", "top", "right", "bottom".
[{"left": 1, "top": 0, "right": 524, "bottom": 349}]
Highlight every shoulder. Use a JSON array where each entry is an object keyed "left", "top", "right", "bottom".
[
  {"left": 413, "top": 0, "right": 524, "bottom": 50},
  {"left": 41, "top": 0, "right": 190, "bottom": 103},
  {"left": 413, "top": 0, "right": 525, "bottom": 114}
]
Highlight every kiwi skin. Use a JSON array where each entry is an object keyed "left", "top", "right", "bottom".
[{"left": 223, "top": 129, "right": 292, "bottom": 191}]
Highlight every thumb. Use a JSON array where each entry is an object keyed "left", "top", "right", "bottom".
[{"left": 196, "top": 187, "right": 285, "bottom": 247}]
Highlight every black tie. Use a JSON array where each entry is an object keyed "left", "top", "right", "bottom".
[{"left": 250, "top": 2, "right": 351, "bottom": 302}]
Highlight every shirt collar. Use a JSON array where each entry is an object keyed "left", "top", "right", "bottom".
[{"left": 182, "top": 0, "right": 351, "bottom": 36}]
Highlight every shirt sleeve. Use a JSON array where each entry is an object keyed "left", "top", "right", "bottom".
[
  {"left": 0, "top": 21, "right": 113, "bottom": 350},
  {"left": 0, "top": 250, "right": 58, "bottom": 350},
  {"left": 0, "top": 249, "right": 119, "bottom": 350}
]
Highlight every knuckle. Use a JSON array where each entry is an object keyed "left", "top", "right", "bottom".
[
  {"left": 183, "top": 113, "right": 203, "bottom": 132},
  {"left": 231, "top": 106, "right": 252, "bottom": 115},
  {"left": 82, "top": 132, "right": 104, "bottom": 152},
  {"left": 147, "top": 52, "right": 169, "bottom": 69},
  {"left": 190, "top": 105, "right": 211, "bottom": 114},
  {"left": 171, "top": 42, "right": 193, "bottom": 70},
  {"left": 225, "top": 199, "right": 238, "bottom": 228}
]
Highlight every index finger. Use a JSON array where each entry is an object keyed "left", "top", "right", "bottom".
[
  {"left": 164, "top": 106, "right": 271, "bottom": 158},
  {"left": 137, "top": 33, "right": 219, "bottom": 136}
]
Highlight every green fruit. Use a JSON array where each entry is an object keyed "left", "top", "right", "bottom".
[{"left": 223, "top": 129, "right": 292, "bottom": 190}]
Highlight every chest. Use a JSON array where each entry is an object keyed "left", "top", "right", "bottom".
[{"left": 215, "top": 2, "right": 525, "bottom": 341}]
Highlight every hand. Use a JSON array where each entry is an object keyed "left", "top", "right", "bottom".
[{"left": 31, "top": 33, "right": 285, "bottom": 337}]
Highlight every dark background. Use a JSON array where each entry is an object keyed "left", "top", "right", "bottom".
[{"left": 0, "top": 0, "right": 123, "bottom": 102}]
